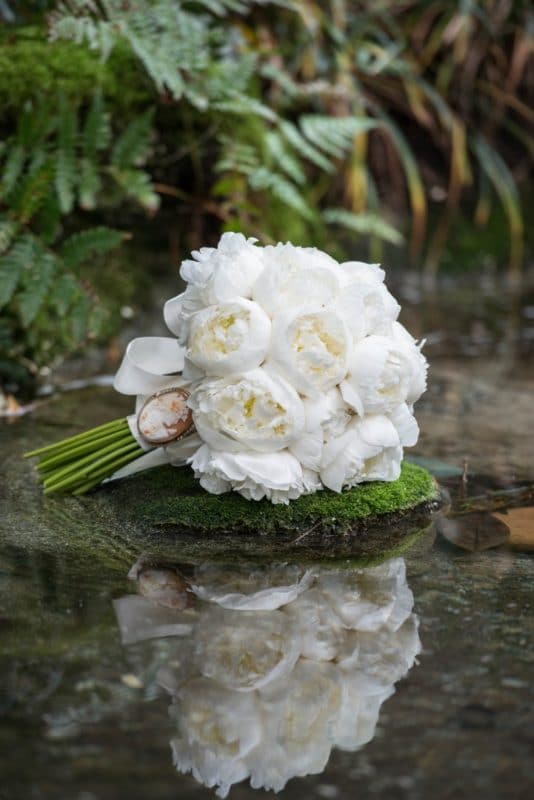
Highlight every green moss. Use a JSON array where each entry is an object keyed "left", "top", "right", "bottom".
[
  {"left": 0, "top": 28, "right": 149, "bottom": 111},
  {"left": 109, "top": 461, "right": 437, "bottom": 536}
]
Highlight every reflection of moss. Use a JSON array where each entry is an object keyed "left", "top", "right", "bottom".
[{"left": 108, "top": 461, "right": 437, "bottom": 535}]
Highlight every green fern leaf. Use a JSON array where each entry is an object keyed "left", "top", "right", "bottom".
[
  {"left": 78, "top": 158, "right": 101, "bottom": 210},
  {"left": 35, "top": 188, "right": 62, "bottom": 244},
  {"left": 0, "top": 144, "right": 26, "bottom": 199},
  {"left": 300, "top": 115, "right": 377, "bottom": 159},
  {"left": 60, "top": 226, "right": 125, "bottom": 269},
  {"left": 0, "top": 218, "right": 19, "bottom": 256},
  {"left": 214, "top": 96, "right": 277, "bottom": 123},
  {"left": 111, "top": 110, "right": 154, "bottom": 169},
  {"left": 279, "top": 121, "right": 333, "bottom": 173},
  {"left": 70, "top": 292, "right": 91, "bottom": 344},
  {"left": 249, "top": 167, "right": 314, "bottom": 220},
  {"left": 323, "top": 208, "right": 404, "bottom": 245},
  {"left": 265, "top": 131, "right": 306, "bottom": 185},
  {"left": 55, "top": 100, "right": 78, "bottom": 214},
  {"left": 51, "top": 272, "right": 81, "bottom": 316},
  {"left": 83, "top": 92, "right": 111, "bottom": 154},
  {"left": 11, "top": 161, "right": 55, "bottom": 224},
  {"left": 0, "top": 235, "right": 34, "bottom": 309},
  {"left": 17, "top": 248, "right": 57, "bottom": 327},
  {"left": 111, "top": 168, "right": 159, "bottom": 212}
]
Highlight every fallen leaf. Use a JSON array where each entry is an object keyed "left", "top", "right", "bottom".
[
  {"left": 436, "top": 512, "right": 510, "bottom": 552},
  {"left": 493, "top": 507, "right": 534, "bottom": 552}
]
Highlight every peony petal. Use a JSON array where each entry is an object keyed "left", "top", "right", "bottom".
[{"left": 389, "top": 403, "right": 419, "bottom": 447}]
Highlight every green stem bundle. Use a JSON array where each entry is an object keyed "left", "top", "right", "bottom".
[{"left": 24, "top": 418, "right": 149, "bottom": 495}]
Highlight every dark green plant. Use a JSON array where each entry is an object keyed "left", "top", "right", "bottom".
[
  {"left": 1, "top": 0, "right": 531, "bottom": 392},
  {"left": 0, "top": 93, "right": 156, "bottom": 389},
  {"left": 49, "top": 0, "right": 532, "bottom": 274}
]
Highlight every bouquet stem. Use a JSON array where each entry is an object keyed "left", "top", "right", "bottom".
[{"left": 25, "top": 418, "right": 147, "bottom": 495}]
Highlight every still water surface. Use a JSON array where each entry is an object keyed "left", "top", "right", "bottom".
[{"left": 1, "top": 276, "right": 533, "bottom": 799}]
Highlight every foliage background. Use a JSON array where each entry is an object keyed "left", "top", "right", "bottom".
[{"left": 0, "top": 0, "right": 532, "bottom": 393}]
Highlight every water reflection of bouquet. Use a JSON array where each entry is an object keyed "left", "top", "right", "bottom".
[{"left": 114, "top": 558, "right": 421, "bottom": 797}]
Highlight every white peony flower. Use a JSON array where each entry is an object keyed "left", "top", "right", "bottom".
[
  {"left": 315, "top": 559, "right": 414, "bottom": 633},
  {"left": 247, "top": 661, "right": 342, "bottom": 792},
  {"left": 320, "top": 414, "right": 403, "bottom": 492},
  {"left": 340, "top": 332, "right": 426, "bottom": 416},
  {"left": 191, "top": 563, "right": 314, "bottom": 610},
  {"left": 269, "top": 307, "right": 351, "bottom": 397},
  {"left": 392, "top": 320, "right": 428, "bottom": 405},
  {"left": 334, "top": 681, "right": 394, "bottom": 751},
  {"left": 284, "top": 587, "right": 345, "bottom": 661},
  {"left": 253, "top": 242, "right": 341, "bottom": 315},
  {"left": 180, "top": 232, "right": 264, "bottom": 303},
  {"left": 189, "top": 445, "right": 317, "bottom": 504},
  {"left": 170, "top": 679, "right": 262, "bottom": 799},
  {"left": 193, "top": 605, "right": 301, "bottom": 691},
  {"left": 186, "top": 298, "right": 271, "bottom": 377},
  {"left": 336, "top": 614, "right": 421, "bottom": 693},
  {"left": 340, "top": 260, "right": 400, "bottom": 336},
  {"left": 188, "top": 368, "right": 305, "bottom": 453}
]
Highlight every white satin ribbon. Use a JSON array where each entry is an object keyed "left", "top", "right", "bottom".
[
  {"left": 113, "top": 337, "right": 187, "bottom": 395},
  {"left": 110, "top": 335, "right": 200, "bottom": 481}
]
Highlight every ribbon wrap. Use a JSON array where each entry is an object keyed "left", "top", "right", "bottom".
[{"left": 109, "top": 336, "right": 201, "bottom": 481}]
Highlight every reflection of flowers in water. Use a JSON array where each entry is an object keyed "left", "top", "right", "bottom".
[{"left": 114, "top": 558, "right": 421, "bottom": 797}]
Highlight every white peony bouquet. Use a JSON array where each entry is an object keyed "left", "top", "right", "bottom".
[
  {"left": 27, "top": 234, "right": 427, "bottom": 501},
  {"left": 113, "top": 557, "right": 421, "bottom": 797}
]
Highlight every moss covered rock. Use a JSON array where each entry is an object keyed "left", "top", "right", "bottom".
[
  {"left": 92, "top": 461, "right": 440, "bottom": 564},
  {"left": 110, "top": 461, "right": 435, "bottom": 534}
]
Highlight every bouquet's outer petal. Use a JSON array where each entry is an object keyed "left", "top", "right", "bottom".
[
  {"left": 389, "top": 403, "right": 419, "bottom": 447},
  {"left": 113, "top": 337, "right": 187, "bottom": 395}
]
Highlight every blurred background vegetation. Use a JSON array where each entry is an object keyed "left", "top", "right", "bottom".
[{"left": 0, "top": 0, "right": 532, "bottom": 395}]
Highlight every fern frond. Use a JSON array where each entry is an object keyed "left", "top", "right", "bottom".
[
  {"left": 0, "top": 235, "right": 34, "bottom": 309},
  {"left": 110, "top": 168, "right": 159, "bottom": 212},
  {"left": 10, "top": 161, "right": 55, "bottom": 224},
  {"left": 279, "top": 120, "right": 333, "bottom": 173},
  {"left": 70, "top": 292, "right": 91, "bottom": 343},
  {"left": 249, "top": 167, "right": 314, "bottom": 220},
  {"left": 17, "top": 249, "right": 57, "bottom": 327},
  {"left": 60, "top": 226, "right": 125, "bottom": 269},
  {"left": 213, "top": 96, "right": 278, "bottom": 123},
  {"left": 323, "top": 208, "right": 404, "bottom": 245},
  {"left": 111, "top": 110, "right": 153, "bottom": 169},
  {"left": 300, "top": 115, "right": 377, "bottom": 159},
  {"left": 0, "top": 218, "right": 19, "bottom": 256},
  {"left": 78, "top": 158, "right": 101, "bottom": 210},
  {"left": 55, "top": 98, "right": 78, "bottom": 214},
  {"left": 0, "top": 144, "right": 26, "bottom": 199},
  {"left": 83, "top": 91, "right": 111, "bottom": 154},
  {"left": 265, "top": 131, "right": 306, "bottom": 185},
  {"left": 51, "top": 272, "right": 82, "bottom": 317}
]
